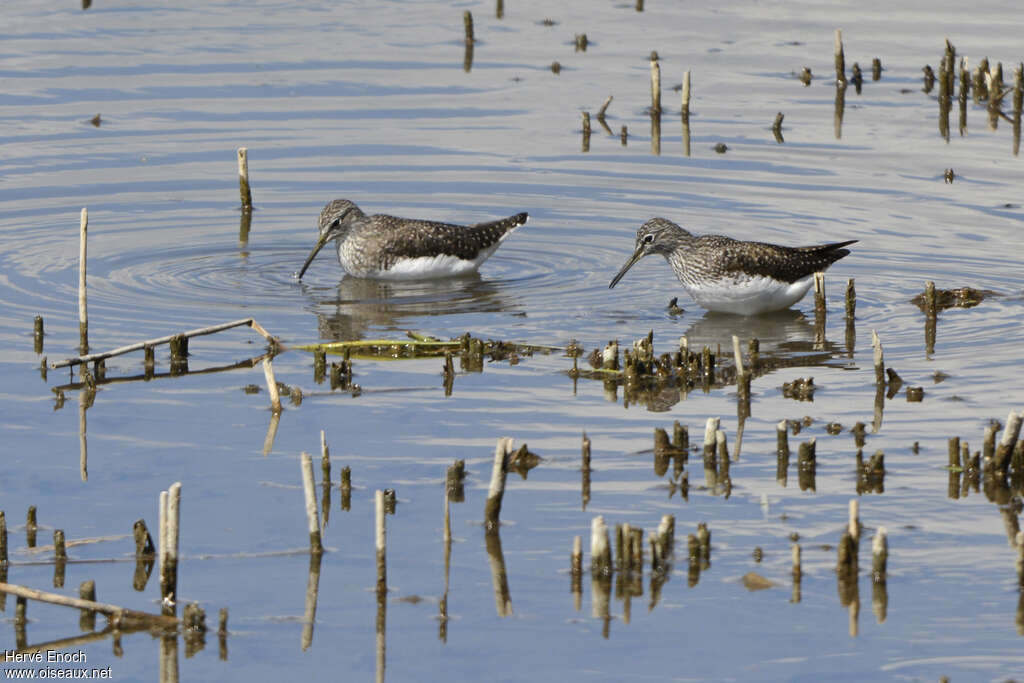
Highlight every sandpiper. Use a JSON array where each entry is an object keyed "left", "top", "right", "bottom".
[
  {"left": 297, "top": 199, "right": 528, "bottom": 280},
  {"left": 609, "top": 217, "right": 856, "bottom": 315}
]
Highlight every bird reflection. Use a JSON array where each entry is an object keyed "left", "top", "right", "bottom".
[{"left": 304, "top": 274, "right": 512, "bottom": 341}]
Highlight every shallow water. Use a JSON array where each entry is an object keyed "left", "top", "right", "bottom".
[{"left": 2, "top": 0, "right": 1024, "bottom": 680}]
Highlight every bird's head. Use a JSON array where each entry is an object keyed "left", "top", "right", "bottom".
[
  {"left": 608, "top": 218, "right": 692, "bottom": 288},
  {"left": 297, "top": 199, "right": 366, "bottom": 279}
]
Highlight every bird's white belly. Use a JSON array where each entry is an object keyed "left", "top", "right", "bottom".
[
  {"left": 687, "top": 274, "right": 814, "bottom": 315},
  {"left": 339, "top": 243, "right": 502, "bottom": 280}
]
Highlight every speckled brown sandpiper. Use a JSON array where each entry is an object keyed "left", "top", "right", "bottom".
[
  {"left": 609, "top": 217, "right": 855, "bottom": 315},
  {"left": 297, "top": 199, "right": 528, "bottom": 280}
]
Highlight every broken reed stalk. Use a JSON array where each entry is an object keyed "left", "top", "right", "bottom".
[
  {"left": 78, "top": 208, "right": 88, "bottom": 352},
  {"left": 26, "top": 506, "right": 37, "bottom": 547},
  {"left": 597, "top": 95, "right": 613, "bottom": 120},
  {"left": 237, "top": 148, "right": 252, "bottom": 211},
  {"left": 681, "top": 71, "right": 691, "bottom": 116},
  {"left": 0, "top": 582, "right": 178, "bottom": 629},
  {"left": 320, "top": 430, "right": 330, "bottom": 481},
  {"left": 702, "top": 417, "right": 719, "bottom": 460},
  {"left": 582, "top": 112, "right": 591, "bottom": 152},
  {"left": 590, "top": 516, "right": 611, "bottom": 575},
  {"left": 300, "top": 453, "right": 323, "bottom": 554},
  {"left": 650, "top": 54, "right": 661, "bottom": 114},
  {"left": 375, "top": 489, "right": 387, "bottom": 597},
  {"left": 34, "top": 315, "right": 44, "bottom": 353},
  {"left": 159, "top": 483, "right": 181, "bottom": 608},
  {"left": 51, "top": 318, "right": 277, "bottom": 369},
  {"left": 262, "top": 357, "right": 282, "bottom": 414},
  {"left": 484, "top": 437, "right": 513, "bottom": 530},
  {"left": 571, "top": 535, "right": 582, "bottom": 577},
  {"left": 872, "top": 527, "right": 888, "bottom": 579},
  {"left": 814, "top": 272, "right": 826, "bottom": 317},
  {"left": 995, "top": 410, "right": 1023, "bottom": 472},
  {"left": 463, "top": 10, "right": 474, "bottom": 44},
  {"left": 871, "top": 330, "right": 884, "bottom": 385},
  {"left": 732, "top": 335, "right": 744, "bottom": 378},
  {"left": 79, "top": 580, "right": 96, "bottom": 631},
  {"left": 834, "top": 29, "right": 846, "bottom": 85},
  {"left": 776, "top": 418, "right": 790, "bottom": 456},
  {"left": 54, "top": 530, "right": 67, "bottom": 561},
  {"left": 848, "top": 499, "right": 860, "bottom": 543},
  {"left": 845, "top": 278, "right": 856, "bottom": 319}
]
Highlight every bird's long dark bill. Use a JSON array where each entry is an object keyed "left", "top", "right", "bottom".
[
  {"left": 608, "top": 249, "right": 644, "bottom": 289},
  {"left": 296, "top": 232, "right": 332, "bottom": 279}
]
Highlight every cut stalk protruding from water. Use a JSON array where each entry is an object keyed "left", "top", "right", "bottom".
[
  {"left": 681, "top": 70, "right": 691, "bottom": 116},
  {"left": 845, "top": 278, "right": 856, "bottom": 319},
  {"left": 484, "top": 437, "right": 514, "bottom": 530},
  {"left": 848, "top": 499, "right": 860, "bottom": 544},
  {"left": 732, "top": 335, "right": 744, "bottom": 378},
  {"left": 620, "top": 124, "right": 628, "bottom": 146},
  {"left": 851, "top": 62, "right": 863, "bottom": 93},
  {"left": 582, "top": 112, "right": 591, "bottom": 152},
  {"left": 776, "top": 420, "right": 790, "bottom": 485},
  {"left": 872, "top": 527, "right": 888, "bottom": 580},
  {"left": 320, "top": 430, "right": 331, "bottom": 482},
  {"left": 702, "top": 417, "right": 720, "bottom": 461},
  {"left": 300, "top": 452, "right": 323, "bottom": 554},
  {"left": 263, "top": 357, "right": 282, "bottom": 414},
  {"left": 463, "top": 10, "right": 474, "bottom": 44},
  {"left": 834, "top": 29, "right": 847, "bottom": 86},
  {"left": 26, "top": 506, "right": 37, "bottom": 548},
  {"left": 78, "top": 208, "right": 89, "bottom": 353},
  {"left": 442, "top": 351, "right": 454, "bottom": 396},
  {"left": 871, "top": 330, "right": 884, "bottom": 385},
  {"left": 375, "top": 489, "right": 387, "bottom": 598},
  {"left": 814, "top": 271, "right": 827, "bottom": 321},
  {"left": 159, "top": 482, "right": 182, "bottom": 613},
  {"left": 34, "top": 315, "right": 44, "bottom": 354},
  {"left": 797, "top": 438, "right": 816, "bottom": 491},
  {"left": 872, "top": 57, "right": 881, "bottom": 81},
  {"left": 340, "top": 466, "right": 352, "bottom": 511},
  {"left": 79, "top": 580, "right": 97, "bottom": 632},
  {"left": 54, "top": 529, "right": 67, "bottom": 561},
  {"left": 696, "top": 522, "right": 711, "bottom": 568},
  {"left": 772, "top": 112, "right": 784, "bottom": 143},
  {"left": 649, "top": 52, "right": 661, "bottom": 114},
  {"left": 995, "top": 410, "right": 1023, "bottom": 474},
  {"left": 597, "top": 94, "right": 613, "bottom": 122},
  {"left": 237, "top": 148, "right": 252, "bottom": 211},
  {"left": 590, "top": 516, "right": 611, "bottom": 576},
  {"left": 134, "top": 519, "right": 155, "bottom": 559},
  {"left": 570, "top": 534, "right": 583, "bottom": 611}
]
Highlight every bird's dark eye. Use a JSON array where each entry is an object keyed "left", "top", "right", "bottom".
[{"left": 643, "top": 233, "right": 654, "bottom": 244}]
